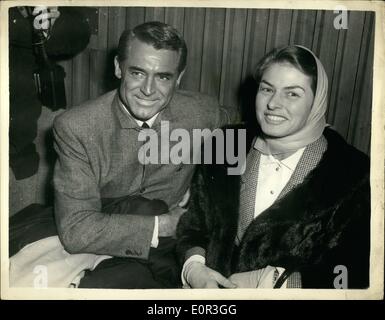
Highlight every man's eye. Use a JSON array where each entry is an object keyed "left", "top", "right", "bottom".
[
  {"left": 287, "top": 91, "right": 300, "bottom": 98},
  {"left": 130, "top": 71, "right": 145, "bottom": 78},
  {"left": 158, "top": 75, "right": 171, "bottom": 81}
]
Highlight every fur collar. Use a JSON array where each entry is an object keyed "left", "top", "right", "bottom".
[{"left": 231, "top": 128, "right": 370, "bottom": 272}]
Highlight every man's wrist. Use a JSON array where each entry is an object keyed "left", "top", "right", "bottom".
[{"left": 150, "top": 216, "right": 159, "bottom": 248}]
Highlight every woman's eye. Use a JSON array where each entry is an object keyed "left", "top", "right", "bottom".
[{"left": 259, "top": 86, "right": 273, "bottom": 93}]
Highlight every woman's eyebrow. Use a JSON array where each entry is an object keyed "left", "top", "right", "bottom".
[
  {"left": 284, "top": 85, "right": 305, "bottom": 92},
  {"left": 260, "top": 80, "right": 273, "bottom": 86},
  {"left": 261, "top": 80, "right": 305, "bottom": 92}
]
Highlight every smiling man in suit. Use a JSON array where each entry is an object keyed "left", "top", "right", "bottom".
[{"left": 52, "top": 21, "right": 229, "bottom": 288}]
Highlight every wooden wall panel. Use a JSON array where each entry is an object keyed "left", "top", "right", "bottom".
[
  {"left": 165, "top": 7, "right": 185, "bottom": 33},
  {"left": 200, "top": 9, "right": 226, "bottom": 97},
  {"left": 292, "top": 10, "right": 318, "bottom": 48},
  {"left": 219, "top": 9, "right": 248, "bottom": 110},
  {"left": 145, "top": 7, "right": 165, "bottom": 22},
  {"left": 89, "top": 7, "right": 108, "bottom": 50},
  {"left": 180, "top": 8, "right": 205, "bottom": 92},
  {"left": 89, "top": 49, "right": 108, "bottom": 98},
  {"left": 71, "top": 49, "right": 90, "bottom": 106},
  {"left": 125, "top": 7, "right": 145, "bottom": 29},
  {"left": 314, "top": 11, "right": 341, "bottom": 119},
  {"left": 108, "top": 7, "right": 126, "bottom": 52},
  {"left": 348, "top": 12, "right": 374, "bottom": 154},
  {"left": 241, "top": 9, "right": 270, "bottom": 80},
  {"left": 58, "top": 59, "right": 73, "bottom": 107},
  {"left": 328, "top": 12, "right": 366, "bottom": 138},
  {"left": 64, "top": 7, "right": 373, "bottom": 154},
  {"left": 266, "top": 10, "right": 293, "bottom": 51}
]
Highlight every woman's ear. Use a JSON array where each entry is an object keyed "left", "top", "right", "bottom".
[{"left": 114, "top": 56, "right": 122, "bottom": 79}]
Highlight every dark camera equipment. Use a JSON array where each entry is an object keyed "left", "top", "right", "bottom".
[{"left": 23, "top": 6, "right": 67, "bottom": 110}]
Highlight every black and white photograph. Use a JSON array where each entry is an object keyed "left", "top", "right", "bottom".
[{"left": 1, "top": 0, "right": 384, "bottom": 301}]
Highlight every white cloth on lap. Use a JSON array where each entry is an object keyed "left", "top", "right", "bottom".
[
  {"left": 10, "top": 235, "right": 111, "bottom": 288},
  {"left": 229, "top": 266, "right": 287, "bottom": 288}
]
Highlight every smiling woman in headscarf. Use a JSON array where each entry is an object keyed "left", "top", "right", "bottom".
[{"left": 176, "top": 45, "right": 370, "bottom": 289}]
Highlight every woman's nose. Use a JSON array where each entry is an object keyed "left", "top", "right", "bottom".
[
  {"left": 141, "top": 76, "right": 155, "bottom": 96},
  {"left": 267, "top": 92, "right": 282, "bottom": 110}
]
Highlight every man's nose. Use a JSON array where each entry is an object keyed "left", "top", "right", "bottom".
[
  {"left": 141, "top": 76, "right": 155, "bottom": 96},
  {"left": 267, "top": 92, "right": 282, "bottom": 110}
]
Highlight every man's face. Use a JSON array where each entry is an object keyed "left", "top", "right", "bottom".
[{"left": 114, "top": 38, "right": 184, "bottom": 121}]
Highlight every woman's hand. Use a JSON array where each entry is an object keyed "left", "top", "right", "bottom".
[{"left": 184, "top": 261, "right": 237, "bottom": 289}]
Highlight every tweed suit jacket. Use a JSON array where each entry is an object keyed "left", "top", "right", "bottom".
[{"left": 53, "top": 89, "right": 228, "bottom": 260}]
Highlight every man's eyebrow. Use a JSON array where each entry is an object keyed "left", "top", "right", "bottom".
[
  {"left": 128, "top": 66, "right": 146, "bottom": 73},
  {"left": 157, "top": 72, "right": 175, "bottom": 77},
  {"left": 127, "top": 67, "right": 175, "bottom": 77}
]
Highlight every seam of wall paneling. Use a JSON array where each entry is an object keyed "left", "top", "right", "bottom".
[
  {"left": 199, "top": 8, "right": 208, "bottom": 93},
  {"left": 265, "top": 9, "right": 272, "bottom": 54},
  {"left": 71, "top": 56, "right": 74, "bottom": 107},
  {"left": 311, "top": 10, "right": 320, "bottom": 52},
  {"left": 288, "top": 9, "right": 296, "bottom": 45},
  {"left": 267, "top": 9, "right": 275, "bottom": 52},
  {"left": 347, "top": 14, "right": 366, "bottom": 144},
  {"left": 240, "top": 9, "right": 252, "bottom": 82},
  {"left": 182, "top": 8, "right": 186, "bottom": 35},
  {"left": 88, "top": 48, "right": 92, "bottom": 102},
  {"left": 328, "top": 23, "right": 343, "bottom": 126},
  {"left": 218, "top": 9, "right": 226, "bottom": 100},
  {"left": 240, "top": 9, "right": 251, "bottom": 101},
  {"left": 219, "top": 8, "right": 231, "bottom": 105}
]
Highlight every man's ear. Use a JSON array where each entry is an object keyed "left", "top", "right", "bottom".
[
  {"left": 176, "top": 69, "right": 185, "bottom": 86},
  {"left": 114, "top": 56, "right": 122, "bottom": 79}
]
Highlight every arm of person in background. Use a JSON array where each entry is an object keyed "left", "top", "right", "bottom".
[{"left": 33, "top": 6, "right": 91, "bottom": 57}]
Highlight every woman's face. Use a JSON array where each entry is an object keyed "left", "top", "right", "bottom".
[{"left": 256, "top": 62, "right": 315, "bottom": 138}]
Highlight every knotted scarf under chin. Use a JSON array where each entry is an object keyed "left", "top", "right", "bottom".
[{"left": 254, "top": 45, "right": 328, "bottom": 156}]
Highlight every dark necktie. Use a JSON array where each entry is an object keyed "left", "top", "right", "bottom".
[{"left": 141, "top": 122, "right": 150, "bottom": 129}]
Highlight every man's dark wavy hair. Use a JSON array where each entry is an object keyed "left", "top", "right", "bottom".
[{"left": 117, "top": 21, "right": 187, "bottom": 74}]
